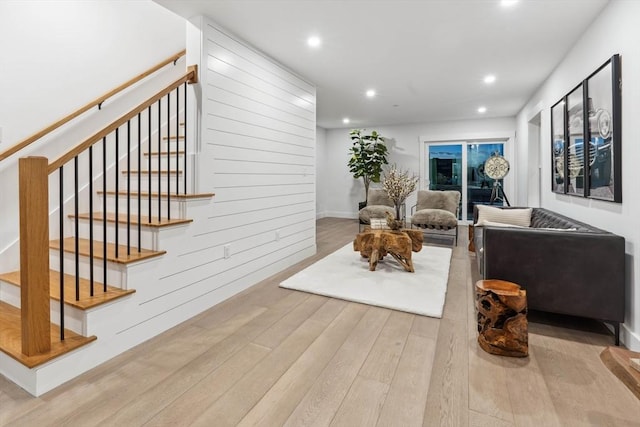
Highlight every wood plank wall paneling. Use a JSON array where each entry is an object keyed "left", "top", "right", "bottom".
[{"left": 149, "top": 20, "right": 316, "bottom": 310}]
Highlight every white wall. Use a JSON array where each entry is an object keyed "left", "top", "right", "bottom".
[
  {"left": 0, "top": 0, "right": 186, "bottom": 269},
  {"left": 319, "top": 117, "right": 516, "bottom": 219},
  {"left": 516, "top": 0, "right": 640, "bottom": 349},
  {"left": 0, "top": 0, "right": 185, "bottom": 146},
  {"left": 316, "top": 126, "right": 327, "bottom": 217},
  {"left": 177, "top": 16, "right": 316, "bottom": 305}
]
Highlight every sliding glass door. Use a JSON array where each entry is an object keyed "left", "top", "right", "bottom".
[{"left": 427, "top": 141, "right": 506, "bottom": 221}]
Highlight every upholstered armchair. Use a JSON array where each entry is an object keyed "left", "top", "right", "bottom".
[
  {"left": 410, "top": 190, "right": 461, "bottom": 244},
  {"left": 358, "top": 188, "right": 395, "bottom": 230}
]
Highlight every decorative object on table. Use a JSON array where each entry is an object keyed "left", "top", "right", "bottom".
[
  {"left": 385, "top": 211, "right": 403, "bottom": 230},
  {"left": 369, "top": 218, "right": 389, "bottom": 230},
  {"left": 279, "top": 243, "right": 452, "bottom": 318},
  {"left": 549, "top": 54, "right": 621, "bottom": 202},
  {"left": 410, "top": 190, "right": 461, "bottom": 245},
  {"left": 600, "top": 346, "right": 640, "bottom": 400},
  {"left": 484, "top": 153, "right": 510, "bottom": 206},
  {"left": 347, "top": 129, "right": 389, "bottom": 205},
  {"left": 475, "top": 279, "right": 528, "bottom": 358},
  {"left": 353, "top": 227, "right": 423, "bottom": 272},
  {"left": 358, "top": 188, "right": 395, "bottom": 231},
  {"left": 381, "top": 164, "right": 418, "bottom": 223}
]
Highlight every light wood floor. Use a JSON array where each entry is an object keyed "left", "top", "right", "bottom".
[{"left": 1, "top": 218, "right": 639, "bottom": 426}]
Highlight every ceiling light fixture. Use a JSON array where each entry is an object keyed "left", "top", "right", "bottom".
[
  {"left": 343, "top": 118, "right": 350, "bottom": 124},
  {"left": 478, "top": 106, "right": 487, "bottom": 113},
  {"left": 500, "top": 0, "right": 518, "bottom": 7},
  {"left": 307, "top": 36, "right": 321, "bottom": 48},
  {"left": 484, "top": 74, "right": 496, "bottom": 84},
  {"left": 366, "top": 89, "right": 376, "bottom": 98}
]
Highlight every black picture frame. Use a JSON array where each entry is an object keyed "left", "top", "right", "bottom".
[
  {"left": 550, "top": 54, "right": 621, "bottom": 203},
  {"left": 585, "top": 54, "right": 622, "bottom": 202},
  {"left": 566, "top": 83, "right": 586, "bottom": 197},
  {"left": 551, "top": 98, "right": 567, "bottom": 194}
]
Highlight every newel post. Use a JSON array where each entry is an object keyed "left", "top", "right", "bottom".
[{"left": 19, "top": 156, "right": 51, "bottom": 355}]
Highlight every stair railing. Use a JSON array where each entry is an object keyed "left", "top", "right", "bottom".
[
  {"left": 0, "top": 50, "right": 186, "bottom": 164},
  {"left": 18, "top": 65, "right": 197, "bottom": 355}
]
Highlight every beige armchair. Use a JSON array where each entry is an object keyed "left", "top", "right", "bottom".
[
  {"left": 358, "top": 188, "right": 395, "bottom": 230},
  {"left": 410, "top": 190, "right": 461, "bottom": 244}
]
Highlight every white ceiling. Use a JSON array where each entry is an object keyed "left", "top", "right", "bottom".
[{"left": 155, "top": 0, "right": 609, "bottom": 129}]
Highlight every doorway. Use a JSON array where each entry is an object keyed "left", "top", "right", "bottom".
[{"left": 425, "top": 141, "right": 507, "bottom": 221}]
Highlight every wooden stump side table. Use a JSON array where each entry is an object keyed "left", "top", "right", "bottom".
[
  {"left": 353, "top": 228, "right": 423, "bottom": 272},
  {"left": 475, "top": 279, "right": 528, "bottom": 357}
]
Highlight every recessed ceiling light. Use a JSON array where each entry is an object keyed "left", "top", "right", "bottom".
[
  {"left": 501, "top": 0, "right": 518, "bottom": 7},
  {"left": 484, "top": 74, "right": 496, "bottom": 84},
  {"left": 307, "top": 36, "right": 321, "bottom": 48},
  {"left": 366, "top": 89, "right": 376, "bottom": 98},
  {"left": 342, "top": 118, "right": 350, "bottom": 124},
  {"left": 478, "top": 106, "right": 487, "bottom": 113}
]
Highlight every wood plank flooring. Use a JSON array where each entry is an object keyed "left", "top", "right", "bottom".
[{"left": 2, "top": 218, "right": 640, "bottom": 426}]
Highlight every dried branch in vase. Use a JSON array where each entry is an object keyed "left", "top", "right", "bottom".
[{"left": 382, "top": 164, "right": 419, "bottom": 220}]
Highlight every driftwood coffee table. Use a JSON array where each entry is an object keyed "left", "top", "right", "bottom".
[{"left": 353, "top": 228, "right": 423, "bottom": 272}]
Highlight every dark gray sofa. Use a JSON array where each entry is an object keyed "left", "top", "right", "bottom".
[{"left": 473, "top": 206, "right": 625, "bottom": 344}]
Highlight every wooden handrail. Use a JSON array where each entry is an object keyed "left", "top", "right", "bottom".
[
  {"left": 48, "top": 66, "right": 197, "bottom": 173},
  {"left": 0, "top": 50, "right": 186, "bottom": 163}
]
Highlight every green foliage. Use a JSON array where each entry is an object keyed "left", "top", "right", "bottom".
[{"left": 347, "top": 129, "right": 389, "bottom": 203}]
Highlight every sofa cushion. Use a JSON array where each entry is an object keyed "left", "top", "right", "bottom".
[
  {"left": 475, "top": 220, "right": 525, "bottom": 228},
  {"left": 359, "top": 205, "right": 395, "bottom": 224},
  {"left": 367, "top": 188, "right": 394, "bottom": 207},
  {"left": 411, "top": 208, "right": 457, "bottom": 228},
  {"left": 416, "top": 190, "right": 459, "bottom": 213},
  {"left": 476, "top": 205, "right": 532, "bottom": 227}
]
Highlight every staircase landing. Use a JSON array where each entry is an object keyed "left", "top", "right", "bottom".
[{"left": 0, "top": 301, "right": 96, "bottom": 368}]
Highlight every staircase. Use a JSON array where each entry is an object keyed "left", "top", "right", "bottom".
[{"left": 0, "top": 62, "right": 216, "bottom": 395}]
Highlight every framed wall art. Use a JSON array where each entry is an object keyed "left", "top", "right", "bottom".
[
  {"left": 585, "top": 54, "right": 621, "bottom": 202},
  {"left": 550, "top": 54, "right": 621, "bottom": 203},
  {"left": 566, "top": 83, "right": 585, "bottom": 197},
  {"left": 551, "top": 99, "right": 566, "bottom": 194}
]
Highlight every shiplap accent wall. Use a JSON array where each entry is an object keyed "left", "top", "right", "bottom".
[{"left": 173, "top": 19, "right": 317, "bottom": 299}]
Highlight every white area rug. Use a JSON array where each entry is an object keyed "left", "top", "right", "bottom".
[{"left": 280, "top": 243, "right": 452, "bottom": 318}]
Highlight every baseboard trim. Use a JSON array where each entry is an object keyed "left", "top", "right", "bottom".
[{"left": 622, "top": 323, "right": 640, "bottom": 351}]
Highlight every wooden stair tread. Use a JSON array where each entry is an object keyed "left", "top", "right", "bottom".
[
  {"left": 144, "top": 150, "right": 185, "bottom": 156},
  {"left": 0, "top": 301, "right": 96, "bottom": 368},
  {"left": 601, "top": 346, "right": 640, "bottom": 400},
  {"left": 71, "top": 212, "right": 192, "bottom": 228},
  {"left": 0, "top": 271, "right": 135, "bottom": 310},
  {"left": 50, "top": 238, "right": 165, "bottom": 264},
  {"left": 98, "top": 190, "right": 214, "bottom": 199},
  {"left": 122, "top": 170, "right": 182, "bottom": 175},
  {"left": 162, "top": 135, "right": 185, "bottom": 140}
]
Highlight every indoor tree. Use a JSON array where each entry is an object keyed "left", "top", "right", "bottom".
[{"left": 347, "top": 129, "right": 389, "bottom": 205}]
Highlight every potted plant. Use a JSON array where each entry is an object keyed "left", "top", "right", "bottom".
[{"left": 347, "top": 129, "right": 389, "bottom": 208}]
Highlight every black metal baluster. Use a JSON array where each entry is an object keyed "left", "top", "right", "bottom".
[
  {"left": 102, "top": 137, "right": 107, "bottom": 292},
  {"left": 115, "top": 128, "right": 119, "bottom": 259},
  {"left": 127, "top": 120, "right": 131, "bottom": 256},
  {"left": 167, "top": 91, "right": 171, "bottom": 221},
  {"left": 157, "top": 99, "right": 162, "bottom": 221},
  {"left": 59, "top": 166, "right": 65, "bottom": 340},
  {"left": 138, "top": 112, "right": 142, "bottom": 252},
  {"left": 74, "top": 156, "right": 79, "bottom": 302},
  {"left": 176, "top": 86, "right": 180, "bottom": 198},
  {"left": 89, "top": 146, "right": 94, "bottom": 296},
  {"left": 148, "top": 106, "right": 152, "bottom": 224},
  {"left": 184, "top": 82, "right": 187, "bottom": 194}
]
